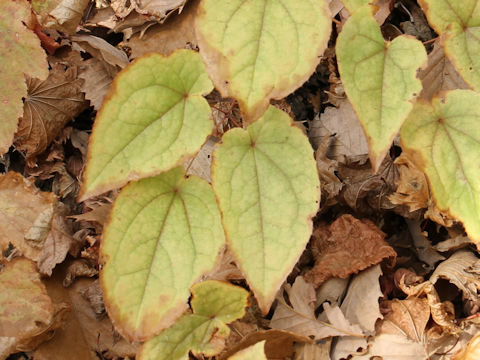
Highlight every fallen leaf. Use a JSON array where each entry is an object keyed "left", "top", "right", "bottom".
[
  {"left": 32, "top": 0, "right": 90, "bottom": 33},
  {"left": 125, "top": 0, "right": 199, "bottom": 59},
  {"left": 78, "top": 58, "right": 118, "bottom": 110},
  {"left": 379, "top": 297, "right": 430, "bottom": 342},
  {"left": 72, "top": 35, "right": 129, "bottom": 70},
  {"left": 419, "top": 41, "right": 470, "bottom": 100},
  {"left": 0, "top": 0, "right": 48, "bottom": 155},
  {"left": 453, "top": 332, "right": 480, "bottom": 360},
  {"left": 351, "top": 333, "right": 427, "bottom": 359},
  {"left": 406, "top": 219, "right": 445, "bottom": 272},
  {"left": 430, "top": 250, "right": 480, "bottom": 306},
  {"left": 294, "top": 341, "right": 332, "bottom": 360},
  {"left": 340, "top": 265, "right": 383, "bottom": 334},
  {"left": 434, "top": 236, "right": 473, "bottom": 252},
  {"left": 34, "top": 276, "right": 137, "bottom": 360},
  {"left": 305, "top": 215, "right": 396, "bottom": 287},
  {"left": 270, "top": 276, "right": 363, "bottom": 339},
  {"left": 220, "top": 330, "right": 311, "bottom": 360},
  {"left": 135, "top": 0, "right": 186, "bottom": 20},
  {"left": 184, "top": 135, "right": 218, "bottom": 183},
  {"left": 0, "top": 258, "right": 53, "bottom": 338},
  {"left": 14, "top": 64, "right": 88, "bottom": 160},
  {"left": 0, "top": 172, "right": 57, "bottom": 262},
  {"left": 310, "top": 100, "right": 369, "bottom": 162},
  {"left": 228, "top": 341, "right": 266, "bottom": 360},
  {"left": 63, "top": 259, "right": 98, "bottom": 287}
]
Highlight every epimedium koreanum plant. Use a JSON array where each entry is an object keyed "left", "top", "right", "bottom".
[{"left": 78, "top": 0, "right": 480, "bottom": 358}]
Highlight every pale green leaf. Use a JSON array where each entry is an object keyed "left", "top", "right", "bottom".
[
  {"left": 0, "top": 0, "right": 48, "bottom": 155},
  {"left": 101, "top": 167, "right": 225, "bottom": 341},
  {"left": 401, "top": 90, "right": 480, "bottom": 242},
  {"left": 419, "top": 0, "right": 480, "bottom": 91},
  {"left": 212, "top": 106, "right": 319, "bottom": 313},
  {"left": 196, "top": 0, "right": 331, "bottom": 122},
  {"left": 138, "top": 280, "right": 249, "bottom": 360},
  {"left": 79, "top": 49, "right": 214, "bottom": 200},
  {"left": 341, "top": 0, "right": 370, "bottom": 13},
  {"left": 336, "top": 5, "right": 427, "bottom": 171},
  {"left": 228, "top": 341, "right": 267, "bottom": 360}
]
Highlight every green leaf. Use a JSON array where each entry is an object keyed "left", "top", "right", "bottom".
[
  {"left": 79, "top": 49, "right": 214, "bottom": 200},
  {"left": 228, "top": 341, "right": 267, "bottom": 360},
  {"left": 212, "top": 106, "right": 319, "bottom": 313},
  {"left": 0, "top": 0, "right": 48, "bottom": 155},
  {"left": 196, "top": 0, "right": 331, "bottom": 122},
  {"left": 100, "top": 167, "right": 225, "bottom": 341},
  {"left": 138, "top": 280, "right": 249, "bottom": 360},
  {"left": 341, "top": 0, "right": 370, "bottom": 13},
  {"left": 418, "top": 0, "right": 480, "bottom": 91},
  {"left": 336, "top": 5, "right": 427, "bottom": 171},
  {"left": 401, "top": 90, "right": 480, "bottom": 242}
]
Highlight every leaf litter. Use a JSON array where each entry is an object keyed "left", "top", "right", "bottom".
[{"left": 3, "top": 1, "right": 480, "bottom": 359}]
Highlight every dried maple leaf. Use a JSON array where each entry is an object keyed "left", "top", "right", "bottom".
[
  {"left": 14, "top": 64, "right": 88, "bottom": 160},
  {"left": 305, "top": 215, "right": 396, "bottom": 288}
]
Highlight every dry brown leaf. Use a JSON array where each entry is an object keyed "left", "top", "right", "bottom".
[
  {"left": 34, "top": 276, "right": 137, "bottom": 360},
  {"left": 78, "top": 58, "right": 118, "bottom": 110},
  {"left": 135, "top": 0, "right": 186, "bottom": 18},
  {"left": 0, "top": 172, "right": 57, "bottom": 261},
  {"left": 315, "top": 141, "right": 343, "bottom": 209},
  {"left": 434, "top": 236, "right": 473, "bottom": 252},
  {"left": 453, "top": 332, "right": 480, "bottom": 360},
  {"left": 430, "top": 250, "right": 480, "bottom": 306},
  {"left": 0, "top": 258, "right": 53, "bottom": 339},
  {"left": 14, "top": 64, "right": 88, "bottom": 160},
  {"left": 350, "top": 333, "right": 427, "bottom": 360},
  {"left": 294, "top": 341, "right": 331, "bottom": 360},
  {"left": 406, "top": 219, "right": 445, "bottom": 272},
  {"left": 340, "top": 265, "right": 383, "bottom": 334},
  {"left": 305, "top": 215, "right": 396, "bottom": 288},
  {"left": 33, "top": 0, "right": 90, "bottom": 33},
  {"left": 72, "top": 35, "right": 129, "bottom": 70},
  {"left": 270, "top": 276, "right": 363, "bottom": 339},
  {"left": 63, "top": 260, "right": 98, "bottom": 287},
  {"left": 389, "top": 152, "right": 429, "bottom": 212},
  {"left": 419, "top": 41, "right": 470, "bottom": 100},
  {"left": 184, "top": 135, "right": 218, "bottom": 183},
  {"left": 309, "top": 100, "right": 369, "bottom": 162},
  {"left": 316, "top": 277, "right": 349, "bottom": 308},
  {"left": 379, "top": 298, "right": 430, "bottom": 342},
  {"left": 125, "top": 0, "right": 199, "bottom": 59},
  {"left": 220, "top": 329, "right": 311, "bottom": 360},
  {"left": 204, "top": 246, "right": 244, "bottom": 282},
  {"left": 70, "top": 201, "right": 112, "bottom": 226}
]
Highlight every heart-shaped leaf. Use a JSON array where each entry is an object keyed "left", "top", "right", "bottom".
[
  {"left": 336, "top": 5, "right": 427, "bottom": 171},
  {"left": 101, "top": 167, "right": 225, "bottom": 341},
  {"left": 0, "top": 0, "right": 48, "bottom": 155},
  {"left": 196, "top": 0, "right": 331, "bottom": 122},
  {"left": 139, "top": 280, "right": 249, "bottom": 360},
  {"left": 419, "top": 0, "right": 480, "bottom": 91},
  {"left": 401, "top": 90, "right": 480, "bottom": 242},
  {"left": 79, "top": 49, "right": 214, "bottom": 200},
  {"left": 212, "top": 105, "right": 320, "bottom": 313}
]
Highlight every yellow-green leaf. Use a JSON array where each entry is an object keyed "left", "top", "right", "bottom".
[
  {"left": 401, "top": 90, "right": 480, "bottom": 242},
  {"left": 0, "top": 0, "right": 48, "bottom": 155},
  {"left": 101, "top": 167, "right": 225, "bottom": 341},
  {"left": 79, "top": 50, "right": 214, "bottom": 200},
  {"left": 418, "top": 0, "right": 480, "bottom": 91},
  {"left": 195, "top": 0, "right": 331, "bottom": 122},
  {"left": 342, "top": 0, "right": 370, "bottom": 13},
  {"left": 138, "top": 280, "right": 249, "bottom": 360},
  {"left": 212, "top": 106, "right": 319, "bottom": 313},
  {"left": 228, "top": 341, "right": 267, "bottom": 360},
  {"left": 336, "top": 5, "right": 427, "bottom": 171}
]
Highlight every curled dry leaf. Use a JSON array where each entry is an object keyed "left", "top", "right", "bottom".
[
  {"left": 453, "top": 333, "right": 480, "bottom": 360},
  {"left": 14, "top": 64, "right": 88, "bottom": 160},
  {"left": 430, "top": 250, "right": 480, "bottom": 307},
  {"left": 305, "top": 215, "right": 396, "bottom": 288},
  {"left": 406, "top": 219, "right": 445, "bottom": 272}
]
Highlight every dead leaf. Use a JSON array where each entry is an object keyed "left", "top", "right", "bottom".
[
  {"left": 14, "top": 64, "right": 88, "bottom": 160},
  {"left": 419, "top": 41, "right": 470, "bottom": 100},
  {"left": 294, "top": 341, "right": 331, "bottom": 360},
  {"left": 0, "top": 258, "right": 53, "bottom": 338},
  {"left": 220, "top": 329, "right": 311, "bottom": 360},
  {"left": 406, "top": 219, "right": 445, "bottom": 272},
  {"left": 316, "top": 277, "right": 349, "bottom": 308},
  {"left": 184, "top": 135, "right": 218, "bottom": 183},
  {"left": 135, "top": 0, "right": 186, "bottom": 19},
  {"left": 78, "top": 58, "right": 118, "bottom": 110},
  {"left": 0, "top": 172, "right": 56, "bottom": 261},
  {"left": 63, "top": 260, "right": 98, "bottom": 287},
  {"left": 350, "top": 333, "right": 427, "bottom": 359},
  {"left": 434, "top": 236, "right": 473, "bottom": 252},
  {"left": 72, "top": 35, "right": 129, "bottom": 70},
  {"left": 309, "top": 100, "right": 369, "bottom": 162},
  {"left": 305, "top": 215, "right": 396, "bottom": 288},
  {"left": 70, "top": 201, "right": 112, "bottom": 226},
  {"left": 379, "top": 298, "right": 430, "bottom": 342},
  {"left": 125, "top": 0, "right": 199, "bottom": 59},
  {"left": 430, "top": 250, "right": 480, "bottom": 307},
  {"left": 33, "top": 0, "right": 90, "bottom": 33},
  {"left": 315, "top": 141, "right": 343, "bottom": 209},
  {"left": 270, "top": 276, "right": 363, "bottom": 339},
  {"left": 340, "top": 265, "right": 383, "bottom": 334},
  {"left": 34, "top": 276, "right": 137, "bottom": 360},
  {"left": 453, "top": 332, "right": 480, "bottom": 360}
]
